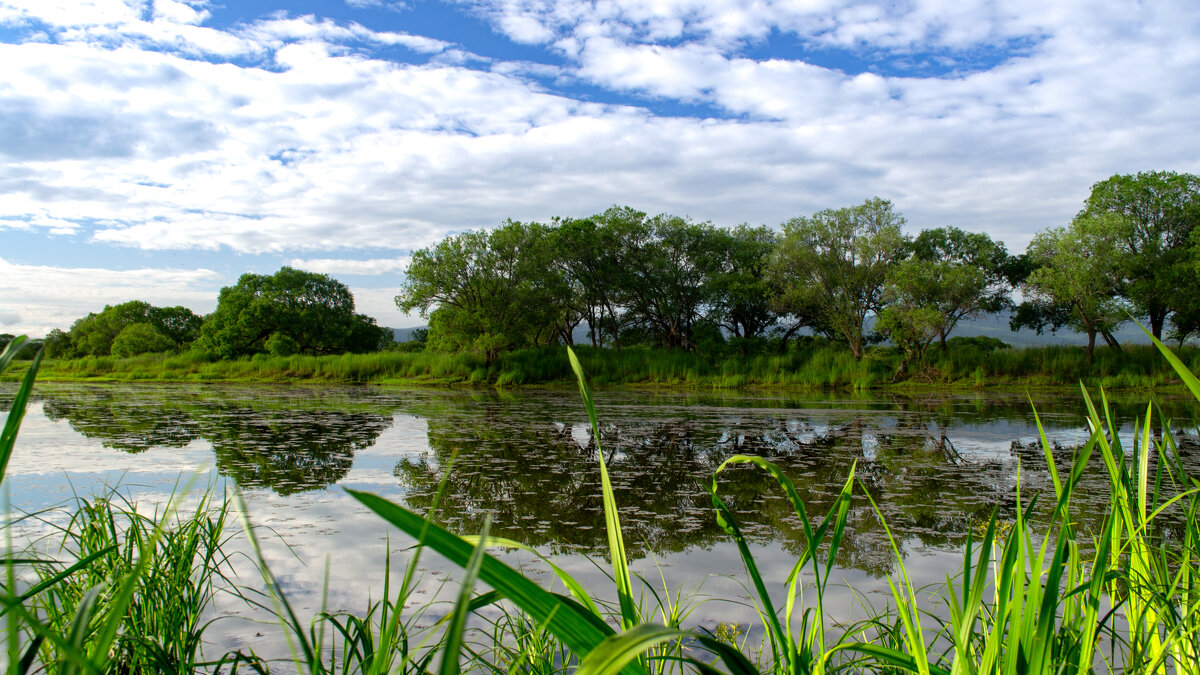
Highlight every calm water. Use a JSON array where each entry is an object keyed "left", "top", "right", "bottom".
[{"left": 2, "top": 382, "right": 1197, "bottom": 658}]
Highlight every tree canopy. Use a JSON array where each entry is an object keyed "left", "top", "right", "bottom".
[
  {"left": 55, "top": 300, "right": 203, "bottom": 357},
  {"left": 771, "top": 198, "right": 908, "bottom": 360},
  {"left": 198, "top": 267, "right": 390, "bottom": 358},
  {"left": 1080, "top": 170, "right": 1200, "bottom": 338}
]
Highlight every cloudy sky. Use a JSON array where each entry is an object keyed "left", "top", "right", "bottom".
[{"left": 2, "top": 0, "right": 1198, "bottom": 335}]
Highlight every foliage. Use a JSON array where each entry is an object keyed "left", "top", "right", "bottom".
[
  {"left": 396, "top": 221, "right": 568, "bottom": 364},
  {"left": 1081, "top": 170, "right": 1200, "bottom": 338},
  {"left": 771, "top": 197, "right": 908, "bottom": 359},
  {"left": 59, "top": 300, "right": 203, "bottom": 358},
  {"left": 611, "top": 210, "right": 721, "bottom": 350},
  {"left": 198, "top": 266, "right": 390, "bottom": 358},
  {"left": 707, "top": 224, "right": 780, "bottom": 343},
  {"left": 110, "top": 322, "right": 176, "bottom": 357},
  {"left": 1021, "top": 213, "right": 1131, "bottom": 361},
  {"left": 903, "top": 226, "right": 1015, "bottom": 349}
]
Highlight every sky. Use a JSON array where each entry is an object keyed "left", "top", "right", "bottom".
[{"left": 1, "top": 0, "right": 1198, "bottom": 336}]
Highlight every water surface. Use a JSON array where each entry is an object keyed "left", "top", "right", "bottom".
[{"left": 3, "top": 382, "right": 1196, "bottom": 657}]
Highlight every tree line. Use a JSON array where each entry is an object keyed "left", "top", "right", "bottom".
[
  {"left": 396, "top": 171, "right": 1200, "bottom": 367},
  {"left": 45, "top": 267, "right": 392, "bottom": 359},
  {"left": 39, "top": 170, "right": 1198, "bottom": 370}
]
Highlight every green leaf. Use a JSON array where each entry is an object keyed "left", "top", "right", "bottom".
[
  {"left": 439, "top": 518, "right": 491, "bottom": 675},
  {"left": 1, "top": 342, "right": 43, "bottom": 483},
  {"left": 346, "top": 489, "right": 637, "bottom": 673},
  {"left": 576, "top": 624, "right": 689, "bottom": 675},
  {"left": 568, "top": 346, "right": 638, "bottom": 630}
]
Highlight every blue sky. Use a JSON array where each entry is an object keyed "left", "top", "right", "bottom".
[{"left": 2, "top": 0, "right": 1199, "bottom": 335}]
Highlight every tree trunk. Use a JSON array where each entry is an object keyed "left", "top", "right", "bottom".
[
  {"left": 777, "top": 323, "right": 804, "bottom": 353},
  {"left": 939, "top": 330, "right": 948, "bottom": 352},
  {"left": 1100, "top": 329, "right": 1121, "bottom": 351},
  {"left": 1086, "top": 330, "right": 1096, "bottom": 364},
  {"left": 1150, "top": 308, "right": 1167, "bottom": 341},
  {"left": 849, "top": 335, "right": 864, "bottom": 361}
]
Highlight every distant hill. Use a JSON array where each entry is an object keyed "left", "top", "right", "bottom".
[
  {"left": 390, "top": 327, "right": 426, "bottom": 342},
  {"left": 947, "top": 313, "right": 1155, "bottom": 347},
  {"left": 388, "top": 315, "right": 1172, "bottom": 348}
]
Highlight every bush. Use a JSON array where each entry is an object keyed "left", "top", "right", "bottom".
[
  {"left": 110, "top": 323, "right": 175, "bottom": 357},
  {"left": 265, "top": 332, "right": 300, "bottom": 356}
]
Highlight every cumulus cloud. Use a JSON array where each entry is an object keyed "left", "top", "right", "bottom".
[
  {"left": 0, "top": 258, "right": 223, "bottom": 336},
  {"left": 289, "top": 256, "right": 413, "bottom": 276},
  {"left": 0, "top": 0, "right": 1197, "bottom": 302}
]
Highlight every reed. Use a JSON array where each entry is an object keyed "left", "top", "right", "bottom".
[{"left": 21, "top": 342, "right": 1199, "bottom": 390}]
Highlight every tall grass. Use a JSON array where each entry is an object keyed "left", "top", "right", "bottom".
[{"left": 20, "top": 341, "right": 1200, "bottom": 390}]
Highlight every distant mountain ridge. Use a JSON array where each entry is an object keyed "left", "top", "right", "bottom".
[{"left": 389, "top": 313, "right": 1170, "bottom": 348}]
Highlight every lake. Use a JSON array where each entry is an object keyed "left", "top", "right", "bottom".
[{"left": 2, "top": 382, "right": 1196, "bottom": 661}]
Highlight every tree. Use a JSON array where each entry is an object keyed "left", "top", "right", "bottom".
[
  {"left": 906, "top": 227, "right": 1014, "bottom": 350},
  {"left": 198, "top": 267, "right": 389, "bottom": 358},
  {"left": 770, "top": 198, "right": 908, "bottom": 359},
  {"left": 43, "top": 328, "right": 75, "bottom": 358},
  {"left": 616, "top": 213, "right": 720, "bottom": 350},
  {"left": 111, "top": 323, "right": 176, "bottom": 357},
  {"left": 707, "top": 225, "right": 780, "bottom": 349},
  {"left": 61, "top": 301, "right": 204, "bottom": 356},
  {"left": 1022, "top": 214, "right": 1130, "bottom": 362},
  {"left": 1081, "top": 171, "right": 1200, "bottom": 339},
  {"left": 396, "top": 221, "right": 568, "bottom": 363},
  {"left": 550, "top": 213, "right": 628, "bottom": 348}
]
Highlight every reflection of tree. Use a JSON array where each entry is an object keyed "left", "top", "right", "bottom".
[
  {"left": 204, "top": 406, "right": 391, "bottom": 495},
  {"left": 395, "top": 402, "right": 1028, "bottom": 576},
  {"left": 38, "top": 386, "right": 392, "bottom": 495},
  {"left": 42, "top": 388, "right": 201, "bottom": 452},
  {"left": 396, "top": 412, "right": 737, "bottom": 559}
]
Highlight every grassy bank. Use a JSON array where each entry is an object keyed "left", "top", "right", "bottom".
[{"left": 9, "top": 340, "right": 1200, "bottom": 390}]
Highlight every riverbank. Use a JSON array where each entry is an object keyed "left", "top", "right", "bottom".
[{"left": 5, "top": 340, "right": 1198, "bottom": 390}]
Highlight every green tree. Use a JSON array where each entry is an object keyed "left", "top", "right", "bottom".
[
  {"left": 110, "top": 323, "right": 176, "bottom": 357},
  {"left": 770, "top": 198, "right": 908, "bottom": 360},
  {"left": 1022, "top": 214, "right": 1130, "bottom": 362},
  {"left": 69, "top": 300, "right": 155, "bottom": 356},
  {"left": 63, "top": 301, "right": 203, "bottom": 356},
  {"left": 396, "top": 221, "right": 568, "bottom": 363},
  {"left": 906, "top": 227, "right": 1014, "bottom": 350},
  {"left": 616, "top": 212, "right": 720, "bottom": 350},
  {"left": 550, "top": 214, "right": 627, "bottom": 348},
  {"left": 42, "top": 328, "right": 76, "bottom": 358},
  {"left": 146, "top": 305, "right": 204, "bottom": 347},
  {"left": 198, "top": 267, "right": 389, "bottom": 358},
  {"left": 1081, "top": 170, "right": 1200, "bottom": 339},
  {"left": 707, "top": 224, "right": 780, "bottom": 348}
]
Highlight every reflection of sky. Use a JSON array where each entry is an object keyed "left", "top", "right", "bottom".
[{"left": 3, "top": 384, "right": 1197, "bottom": 661}]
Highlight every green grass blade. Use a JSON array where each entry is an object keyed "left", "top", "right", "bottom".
[
  {"left": 462, "top": 534, "right": 603, "bottom": 618},
  {"left": 439, "top": 518, "right": 491, "bottom": 675},
  {"left": 691, "top": 634, "right": 760, "bottom": 675},
  {"left": 346, "top": 489, "right": 636, "bottom": 672},
  {"left": 576, "top": 624, "right": 689, "bottom": 675},
  {"left": 567, "top": 346, "right": 638, "bottom": 630},
  {"left": 833, "top": 642, "right": 951, "bottom": 675},
  {"left": 1141, "top": 321, "right": 1200, "bottom": 401},
  {"left": 1, "top": 342, "right": 42, "bottom": 482}
]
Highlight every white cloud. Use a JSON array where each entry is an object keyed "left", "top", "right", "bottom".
[
  {"left": 289, "top": 256, "right": 413, "bottom": 276},
  {"left": 0, "top": 0, "right": 1197, "bottom": 277},
  {"left": 0, "top": 258, "right": 223, "bottom": 336}
]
